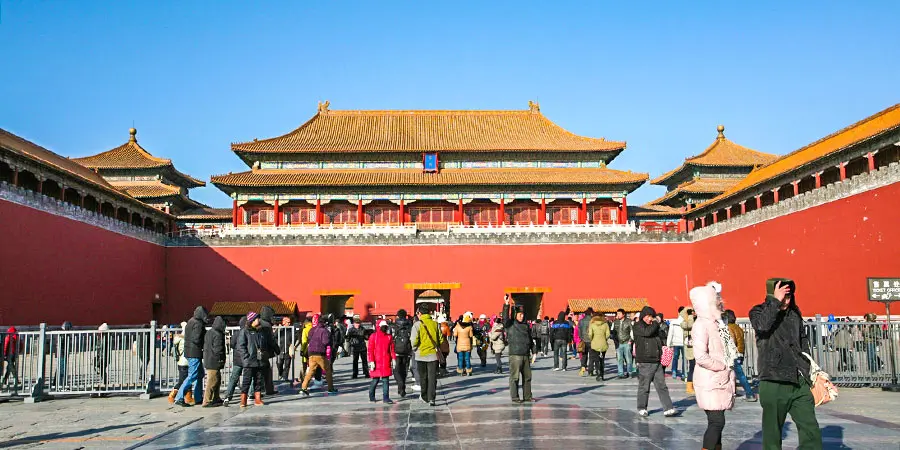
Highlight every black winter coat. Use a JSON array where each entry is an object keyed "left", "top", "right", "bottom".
[
  {"left": 203, "top": 317, "right": 227, "bottom": 370},
  {"left": 231, "top": 317, "right": 247, "bottom": 368},
  {"left": 239, "top": 326, "right": 265, "bottom": 368},
  {"left": 501, "top": 304, "right": 532, "bottom": 356},
  {"left": 258, "top": 306, "right": 279, "bottom": 360},
  {"left": 184, "top": 306, "right": 208, "bottom": 359},
  {"left": 633, "top": 320, "right": 666, "bottom": 363},
  {"left": 347, "top": 326, "right": 367, "bottom": 351},
  {"left": 749, "top": 296, "right": 811, "bottom": 384}
]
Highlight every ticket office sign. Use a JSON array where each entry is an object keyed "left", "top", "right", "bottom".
[{"left": 868, "top": 278, "right": 900, "bottom": 302}]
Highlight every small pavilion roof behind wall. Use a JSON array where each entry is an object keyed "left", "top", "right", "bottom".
[{"left": 568, "top": 298, "right": 648, "bottom": 314}]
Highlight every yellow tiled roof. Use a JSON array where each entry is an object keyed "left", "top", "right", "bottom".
[
  {"left": 112, "top": 181, "right": 182, "bottom": 199},
  {"left": 73, "top": 128, "right": 205, "bottom": 187},
  {"left": 231, "top": 103, "right": 626, "bottom": 154},
  {"left": 211, "top": 167, "right": 648, "bottom": 190},
  {"left": 701, "top": 103, "right": 900, "bottom": 209},
  {"left": 209, "top": 301, "right": 298, "bottom": 317},
  {"left": 648, "top": 177, "right": 742, "bottom": 206},
  {"left": 652, "top": 125, "right": 777, "bottom": 185},
  {"left": 177, "top": 207, "right": 232, "bottom": 220},
  {"left": 632, "top": 204, "right": 683, "bottom": 217},
  {"left": 567, "top": 298, "right": 648, "bottom": 314}
]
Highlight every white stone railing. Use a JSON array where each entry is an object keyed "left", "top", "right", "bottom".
[
  {"left": 0, "top": 181, "right": 167, "bottom": 245},
  {"left": 215, "top": 223, "right": 418, "bottom": 237},
  {"left": 447, "top": 221, "right": 639, "bottom": 234}
]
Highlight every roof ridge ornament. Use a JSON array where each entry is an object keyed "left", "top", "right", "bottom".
[
  {"left": 528, "top": 100, "right": 540, "bottom": 113},
  {"left": 318, "top": 100, "right": 331, "bottom": 114},
  {"left": 129, "top": 127, "right": 137, "bottom": 143},
  {"left": 717, "top": 124, "right": 725, "bottom": 140}
]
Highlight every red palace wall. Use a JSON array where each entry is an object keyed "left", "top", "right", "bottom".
[
  {"left": 165, "top": 244, "right": 693, "bottom": 323},
  {"left": 0, "top": 199, "right": 166, "bottom": 326},
  {"left": 692, "top": 182, "right": 900, "bottom": 318}
]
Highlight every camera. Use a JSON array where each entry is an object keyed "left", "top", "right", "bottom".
[{"left": 766, "top": 278, "right": 796, "bottom": 300}]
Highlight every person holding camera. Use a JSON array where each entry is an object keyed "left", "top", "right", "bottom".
[
  {"left": 634, "top": 306, "right": 677, "bottom": 417},
  {"left": 238, "top": 312, "right": 266, "bottom": 407},
  {"left": 502, "top": 294, "right": 536, "bottom": 403},
  {"left": 750, "top": 280, "right": 822, "bottom": 449}
]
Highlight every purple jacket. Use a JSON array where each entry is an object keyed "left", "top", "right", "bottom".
[{"left": 307, "top": 324, "right": 331, "bottom": 356}]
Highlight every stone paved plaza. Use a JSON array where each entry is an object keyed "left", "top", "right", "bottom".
[{"left": 2, "top": 356, "right": 899, "bottom": 449}]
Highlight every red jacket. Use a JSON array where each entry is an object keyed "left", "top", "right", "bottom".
[
  {"left": 367, "top": 329, "right": 395, "bottom": 378},
  {"left": 4, "top": 327, "right": 18, "bottom": 360}
]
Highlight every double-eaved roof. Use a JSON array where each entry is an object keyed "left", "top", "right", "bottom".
[{"left": 231, "top": 102, "right": 626, "bottom": 157}]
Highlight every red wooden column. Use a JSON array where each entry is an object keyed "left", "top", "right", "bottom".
[
  {"left": 498, "top": 198, "right": 505, "bottom": 225},
  {"left": 726, "top": 206, "right": 732, "bottom": 220},
  {"left": 867, "top": 152, "right": 876, "bottom": 172},
  {"left": 712, "top": 212, "right": 718, "bottom": 224},
  {"left": 772, "top": 188, "right": 779, "bottom": 203},
  {"left": 357, "top": 200, "right": 363, "bottom": 226},
  {"left": 11, "top": 168, "right": 18, "bottom": 186},
  {"left": 580, "top": 198, "right": 587, "bottom": 224},
  {"left": 755, "top": 195, "right": 762, "bottom": 209},
  {"left": 79, "top": 192, "right": 86, "bottom": 208},
  {"left": 688, "top": 220, "right": 695, "bottom": 232},
  {"left": 539, "top": 198, "right": 546, "bottom": 225},
  {"left": 232, "top": 200, "right": 238, "bottom": 226},
  {"left": 458, "top": 199, "right": 464, "bottom": 225},
  {"left": 700, "top": 216, "right": 706, "bottom": 227},
  {"left": 399, "top": 199, "right": 405, "bottom": 225},
  {"left": 740, "top": 201, "right": 746, "bottom": 215},
  {"left": 238, "top": 204, "right": 244, "bottom": 226},
  {"left": 814, "top": 172, "right": 822, "bottom": 188},
  {"left": 792, "top": 180, "right": 800, "bottom": 196},
  {"left": 315, "top": 199, "right": 322, "bottom": 226},
  {"left": 273, "top": 199, "right": 280, "bottom": 227},
  {"left": 838, "top": 162, "right": 847, "bottom": 181},
  {"left": 620, "top": 196, "right": 628, "bottom": 224},
  {"left": 37, "top": 178, "right": 43, "bottom": 194},
  {"left": 677, "top": 219, "right": 687, "bottom": 233}
]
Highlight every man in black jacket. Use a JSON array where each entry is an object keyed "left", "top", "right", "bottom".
[
  {"left": 633, "top": 306, "right": 676, "bottom": 417},
  {"left": 749, "top": 280, "right": 821, "bottom": 448},
  {"left": 347, "top": 319, "right": 370, "bottom": 379},
  {"left": 502, "top": 295, "right": 534, "bottom": 403},
  {"left": 392, "top": 309, "right": 413, "bottom": 397},
  {"left": 175, "top": 306, "right": 207, "bottom": 407},
  {"left": 224, "top": 316, "right": 248, "bottom": 406},
  {"left": 202, "top": 316, "right": 226, "bottom": 407},
  {"left": 258, "top": 306, "right": 280, "bottom": 395}
]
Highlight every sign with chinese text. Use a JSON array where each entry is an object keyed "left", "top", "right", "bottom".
[{"left": 867, "top": 278, "right": 900, "bottom": 302}]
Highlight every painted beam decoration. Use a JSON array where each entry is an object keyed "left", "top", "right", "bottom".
[{"left": 868, "top": 278, "right": 900, "bottom": 302}]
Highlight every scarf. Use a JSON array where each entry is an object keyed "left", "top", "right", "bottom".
[{"left": 717, "top": 319, "right": 737, "bottom": 368}]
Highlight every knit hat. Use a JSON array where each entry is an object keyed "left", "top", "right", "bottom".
[
  {"left": 640, "top": 306, "right": 656, "bottom": 318},
  {"left": 247, "top": 311, "right": 259, "bottom": 322},
  {"left": 98, "top": 323, "right": 109, "bottom": 331},
  {"left": 707, "top": 281, "right": 722, "bottom": 294},
  {"left": 479, "top": 314, "right": 487, "bottom": 319},
  {"left": 180, "top": 321, "right": 187, "bottom": 331},
  {"left": 378, "top": 320, "right": 388, "bottom": 328},
  {"left": 463, "top": 314, "right": 472, "bottom": 323}
]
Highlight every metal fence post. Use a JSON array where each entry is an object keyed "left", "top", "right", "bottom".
[
  {"left": 140, "top": 321, "right": 162, "bottom": 399},
  {"left": 25, "top": 323, "right": 48, "bottom": 403},
  {"left": 814, "top": 314, "right": 824, "bottom": 367}
]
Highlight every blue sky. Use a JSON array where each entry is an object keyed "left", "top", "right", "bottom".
[{"left": 2, "top": 1, "right": 898, "bottom": 207}]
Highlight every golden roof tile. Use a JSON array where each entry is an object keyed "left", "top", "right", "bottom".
[
  {"left": 567, "top": 298, "right": 648, "bottom": 314},
  {"left": 177, "top": 207, "right": 232, "bottom": 220},
  {"left": 231, "top": 103, "right": 626, "bottom": 154},
  {"left": 112, "top": 180, "right": 182, "bottom": 199},
  {"left": 209, "top": 301, "right": 298, "bottom": 317},
  {"left": 648, "top": 177, "right": 742, "bottom": 206},
  {"left": 632, "top": 204, "right": 683, "bottom": 217},
  {"left": 651, "top": 125, "right": 777, "bottom": 185},
  {"left": 210, "top": 167, "right": 649, "bottom": 190}
]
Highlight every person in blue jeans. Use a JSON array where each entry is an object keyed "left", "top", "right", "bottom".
[
  {"left": 611, "top": 309, "right": 635, "bottom": 378},
  {"left": 725, "top": 310, "right": 757, "bottom": 401},
  {"left": 175, "top": 306, "right": 208, "bottom": 407},
  {"left": 453, "top": 315, "right": 475, "bottom": 376},
  {"left": 666, "top": 307, "right": 687, "bottom": 379}
]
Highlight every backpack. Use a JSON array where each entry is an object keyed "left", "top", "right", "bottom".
[
  {"left": 539, "top": 321, "right": 549, "bottom": 335},
  {"left": 394, "top": 322, "right": 412, "bottom": 355}
]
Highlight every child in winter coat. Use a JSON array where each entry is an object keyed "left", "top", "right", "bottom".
[
  {"left": 367, "top": 320, "right": 396, "bottom": 403},
  {"left": 168, "top": 322, "right": 189, "bottom": 403},
  {"left": 690, "top": 285, "right": 737, "bottom": 450},
  {"left": 489, "top": 319, "right": 506, "bottom": 373}
]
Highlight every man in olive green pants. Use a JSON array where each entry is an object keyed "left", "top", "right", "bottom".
[{"left": 759, "top": 379, "right": 821, "bottom": 449}]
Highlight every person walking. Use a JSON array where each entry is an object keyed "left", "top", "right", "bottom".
[
  {"left": 438, "top": 317, "right": 451, "bottom": 377},
  {"left": 203, "top": 316, "right": 226, "bottom": 407},
  {"left": 238, "top": 312, "right": 265, "bottom": 407},
  {"left": 539, "top": 316, "right": 551, "bottom": 356},
  {"left": 682, "top": 307, "right": 697, "bottom": 395},
  {"left": 411, "top": 305, "right": 444, "bottom": 406},
  {"left": 169, "top": 322, "right": 190, "bottom": 404},
  {"left": 392, "top": 309, "right": 414, "bottom": 398},
  {"left": 667, "top": 307, "right": 686, "bottom": 379},
  {"left": 276, "top": 317, "right": 294, "bottom": 382},
  {"left": 224, "top": 317, "right": 247, "bottom": 406},
  {"left": 725, "top": 309, "right": 757, "bottom": 401},
  {"left": 299, "top": 313, "right": 337, "bottom": 396},
  {"left": 550, "top": 311, "right": 574, "bottom": 371},
  {"left": 367, "top": 320, "right": 396, "bottom": 404},
  {"left": 691, "top": 286, "right": 737, "bottom": 450},
  {"left": 577, "top": 308, "right": 594, "bottom": 376},
  {"left": 347, "top": 319, "right": 370, "bottom": 379},
  {"left": 56, "top": 321, "right": 73, "bottom": 389},
  {"left": 175, "top": 306, "right": 207, "bottom": 407},
  {"left": 453, "top": 314, "right": 475, "bottom": 376},
  {"left": 489, "top": 318, "right": 507, "bottom": 373},
  {"left": 633, "top": 306, "right": 677, "bottom": 418},
  {"left": 502, "top": 295, "right": 535, "bottom": 403},
  {"left": 258, "top": 306, "right": 279, "bottom": 396},
  {"left": 2, "top": 327, "right": 19, "bottom": 394},
  {"left": 750, "top": 280, "right": 822, "bottom": 449},
  {"left": 612, "top": 309, "right": 635, "bottom": 378},
  {"left": 588, "top": 312, "right": 610, "bottom": 381},
  {"left": 475, "top": 314, "right": 490, "bottom": 368}
]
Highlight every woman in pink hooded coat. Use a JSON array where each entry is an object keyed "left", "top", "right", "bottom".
[
  {"left": 690, "top": 285, "right": 736, "bottom": 450},
  {"left": 367, "top": 320, "right": 396, "bottom": 404}
]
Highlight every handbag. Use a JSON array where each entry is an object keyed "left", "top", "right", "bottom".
[
  {"left": 661, "top": 346, "right": 674, "bottom": 367},
  {"left": 802, "top": 352, "right": 839, "bottom": 407},
  {"left": 576, "top": 341, "right": 586, "bottom": 353}
]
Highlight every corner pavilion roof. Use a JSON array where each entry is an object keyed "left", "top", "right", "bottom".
[
  {"left": 568, "top": 298, "right": 648, "bottom": 314},
  {"left": 652, "top": 126, "right": 777, "bottom": 186},
  {"left": 632, "top": 204, "right": 683, "bottom": 218},
  {"left": 210, "top": 167, "right": 649, "bottom": 194},
  {"left": 646, "top": 177, "right": 742, "bottom": 207},
  {"left": 231, "top": 102, "right": 626, "bottom": 156},
  {"left": 73, "top": 128, "right": 205, "bottom": 188}
]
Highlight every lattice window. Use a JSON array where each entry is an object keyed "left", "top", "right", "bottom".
[
  {"left": 366, "top": 206, "right": 400, "bottom": 224},
  {"left": 409, "top": 207, "right": 455, "bottom": 223},
  {"left": 247, "top": 208, "right": 274, "bottom": 225},
  {"left": 323, "top": 204, "right": 358, "bottom": 224},
  {"left": 283, "top": 207, "right": 316, "bottom": 225},
  {"left": 549, "top": 207, "right": 579, "bottom": 224},
  {"left": 506, "top": 205, "right": 540, "bottom": 224},
  {"left": 591, "top": 206, "right": 618, "bottom": 225},
  {"left": 465, "top": 205, "right": 499, "bottom": 225}
]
